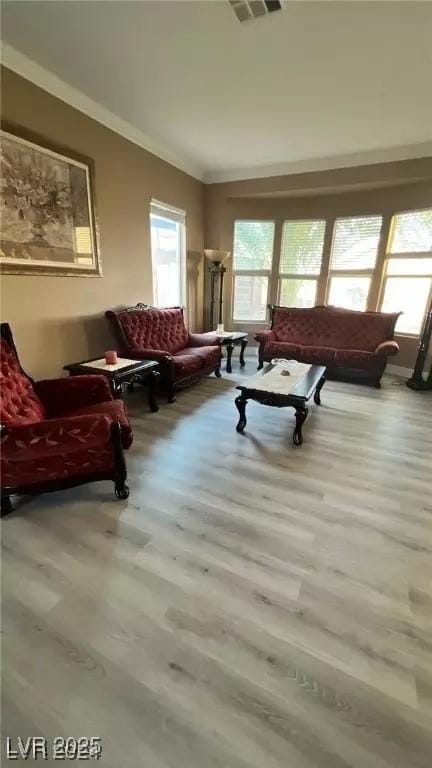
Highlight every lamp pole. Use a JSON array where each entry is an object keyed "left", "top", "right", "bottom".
[
  {"left": 407, "top": 297, "right": 432, "bottom": 391},
  {"left": 204, "top": 250, "right": 230, "bottom": 331},
  {"left": 218, "top": 264, "right": 226, "bottom": 325}
]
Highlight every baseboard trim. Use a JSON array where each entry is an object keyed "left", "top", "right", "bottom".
[{"left": 386, "top": 364, "right": 413, "bottom": 377}]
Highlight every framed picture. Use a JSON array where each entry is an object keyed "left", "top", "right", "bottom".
[{"left": 0, "top": 124, "right": 101, "bottom": 277}]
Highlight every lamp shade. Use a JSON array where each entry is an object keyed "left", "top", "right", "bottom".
[{"left": 204, "top": 249, "right": 230, "bottom": 264}]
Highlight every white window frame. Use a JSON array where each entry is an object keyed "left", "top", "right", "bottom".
[
  {"left": 379, "top": 207, "right": 432, "bottom": 337},
  {"left": 326, "top": 214, "right": 383, "bottom": 310},
  {"left": 277, "top": 219, "right": 326, "bottom": 308},
  {"left": 150, "top": 199, "right": 186, "bottom": 308},
  {"left": 232, "top": 220, "right": 275, "bottom": 323}
]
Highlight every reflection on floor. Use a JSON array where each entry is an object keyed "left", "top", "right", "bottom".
[{"left": 2, "top": 363, "right": 432, "bottom": 768}]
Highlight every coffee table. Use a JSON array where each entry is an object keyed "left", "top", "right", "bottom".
[
  {"left": 235, "top": 361, "right": 326, "bottom": 445},
  {"left": 201, "top": 331, "right": 248, "bottom": 373},
  {"left": 64, "top": 357, "right": 160, "bottom": 411}
]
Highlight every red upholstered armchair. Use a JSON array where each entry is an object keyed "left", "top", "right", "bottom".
[
  {"left": 0, "top": 324, "right": 132, "bottom": 515},
  {"left": 106, "top": 304, "right": 222, "bottom": 401}
]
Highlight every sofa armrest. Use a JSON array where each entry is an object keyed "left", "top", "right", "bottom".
[
  {"left": 1, "top": 414, "right": 113, "bottom": 460},
  {"left": 254, "top": 329, "right": 275, "bottom": 343},
  {"left": 188, "top": 332, "right": 219, "bottom": 347},
  {"left": 374, "top": 340, "right": 399, "bottom": 357},
  {"left": 35, "top": 375, "right": 113, "bottom": 418},
  {"left": 126, "top": 348, "right": 173, "bottom": 363}
]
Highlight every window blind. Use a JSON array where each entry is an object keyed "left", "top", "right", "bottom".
[
  {"left": 233, "top": 221, "right": 275, "bottom": 270},
  {"left": 388, "top": 209, "right": 432, "bottom": 253},
  {"left": 280, "top": 220, "right": 325, "bottom": 275},
  {"left": 330, "top": 215, "right": 382, "bottom": 271}
]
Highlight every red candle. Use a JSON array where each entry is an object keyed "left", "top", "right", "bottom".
[{"left": 105, "top": 350, "right": 118, "bottom": 365}]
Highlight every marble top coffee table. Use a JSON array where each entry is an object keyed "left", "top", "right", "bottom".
[{"left": 235, "top": 360, "right": 326, "bottom": 445}]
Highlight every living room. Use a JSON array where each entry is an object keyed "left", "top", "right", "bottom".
[{"left": 1, "top": 2, "right": 431, "bottom": 767}]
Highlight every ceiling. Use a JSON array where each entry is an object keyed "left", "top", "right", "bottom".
[{"left": 2, "top": 0, "right": 432, "bottom": 183}]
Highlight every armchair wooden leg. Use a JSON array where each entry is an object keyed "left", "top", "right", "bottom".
[
  {"left": 1, "top": 494, "right": 13, "bottom": 517},
  {"left": 167, "top": 381, "right": 176, "bottom": 403},
  {"left": 164, "top": 357, "right": 176, "bottom": 403},
  {"left": 110, "top": 422, "right": 129, "bottom": 500},
  {"left": 115, "top": 482, "right": 130, "bottom": 500}
]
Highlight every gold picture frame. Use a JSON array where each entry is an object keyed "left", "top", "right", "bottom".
[{"left": 0, "top": 123, "right": 101, "bottom": 277}]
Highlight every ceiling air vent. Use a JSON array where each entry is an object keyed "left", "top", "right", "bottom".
[{"left": 230, "top": 0, "right": 283, "bottom": 23}]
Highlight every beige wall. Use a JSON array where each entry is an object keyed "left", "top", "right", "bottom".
[
  {"left": 1, "top": 67, "right": 205, "bottom": 378},
  {"left": 205, "top": 162, "right": 432, "bottom": 369},
  {"left": 2, "top": 66, "right": 432, "bottom": 376}
]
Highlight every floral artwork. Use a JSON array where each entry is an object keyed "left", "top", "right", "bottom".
[{"left": 0, "top": 128, "right": 100, "bottom": 276}]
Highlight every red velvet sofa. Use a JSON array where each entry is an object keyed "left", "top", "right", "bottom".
[
  {"left": 255, "top": 305, "right": 401, "bottom": 386},
  {"left": 0, "top": 323, "right": 132, "bottom": 515},
  {"left": 106, "top": 304, "right": 222, "bottom": 401}
]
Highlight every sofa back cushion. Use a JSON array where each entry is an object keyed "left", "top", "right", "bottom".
[
  {"left": 0, "top": 339, "right": 46, "bottom": 426},
  {"left": 116, "top": 307, "right": 189, "bottom": 354},
  {"left": 272, "top": 306, "right": 400, "bottom": 352}
]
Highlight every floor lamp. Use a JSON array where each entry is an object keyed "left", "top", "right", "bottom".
[
  {"left": 204, "top": 250, "right": 230, "bottom": 331},
  {"left": 407, "top": 297, "right": 432, "bottom": 391}
]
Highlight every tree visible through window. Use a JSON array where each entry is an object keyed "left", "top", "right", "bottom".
[
  {"left": 327, "top": 215, "right": 383, "bottom": 310},
  {"left": 278, "top": 220, "right": 326, "bottom": 307},
  {"left": 381, "top": 209, "right": 432, "bottom": 334},
  {"left": 233, "top": 221, "right": 274, "bottom": 321}
]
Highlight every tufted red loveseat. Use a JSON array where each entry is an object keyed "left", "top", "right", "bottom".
[
  {"left": 106, "top": 304, "right": 222, "bottom": 401},
  {"left": 0, "top": 323, "right": 132, "bottom": 515},
  {"left": 255, "top": 305, "right": 401, "bottom": 387}
]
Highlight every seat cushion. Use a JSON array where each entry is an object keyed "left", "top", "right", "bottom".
[
  {"left": 68, "top": 399, "right": 133, "bottom": 449},
  {"left": 172, "top": 353, "right": 203, "bottom": 379},
  {"left": 177, "top": 346, "right": 221, "bottom": 367},
  {"left": 0, "top": 339, "right": 46, "bottom": 426},
  {"left": 297, "top": 345, "right": 337, "bottom": 365},
  {"left": 334, "top": 348, "right": 375, "bottom": 368},
  {"left": 265, "top": 341, "right": 302, "bottom": 360}
]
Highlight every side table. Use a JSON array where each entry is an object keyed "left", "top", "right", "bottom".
[
  {"left": 201, "top": 331, "right": 248, "bottom": 373},
  {"left": 64, "top": 357, "right": 160, "bottom": 412}
]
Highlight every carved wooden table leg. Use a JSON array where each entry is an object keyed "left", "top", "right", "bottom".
[
  {"left": 313, "top": 373, "right": 326, "bottom": 405},
  {"left": 167, "top": 382, "right": 176, "bottom": 404},
  {"left": 235, "top": 394, "right": 248, "bottom": 433},
  {"left": 239, "top": 338, "right": 248, "bottom": 367},
  {"left": 293, "top": 405, "right": 308, "bottom": 446},
  {"left": 148, "top": 370, "right": 160, "bottom": 412},
  {"left": 226, "top": 342, "right": 234, "bottom": 374}
]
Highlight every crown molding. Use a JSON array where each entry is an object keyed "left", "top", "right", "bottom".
[
  {"left": 1, "top": 43, "right": 204, "bottom": 182},
  {"left": 204, "top": 142, "right": 432, "bottom": 184},
  {"left": 4, "top": 44, "right": 431, "bottom": 188}
]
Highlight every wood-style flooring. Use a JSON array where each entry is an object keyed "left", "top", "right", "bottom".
[{"left": 2, "top": 361, "right": 432, "bottom": 767}]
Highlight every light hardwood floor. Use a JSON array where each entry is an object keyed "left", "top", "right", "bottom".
[{"left": 2, "top": 361, "right": 432, "bottom": 767}]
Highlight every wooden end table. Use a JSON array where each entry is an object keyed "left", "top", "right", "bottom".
[
  {"left": 202, "top": 331, "right": 248, "bottom": 373},
  {"left": 235, "top": 361, "right": 326, "bottom": 445},
  {"left": 64, "top": 357, "right": 160, "bottom": 412}
]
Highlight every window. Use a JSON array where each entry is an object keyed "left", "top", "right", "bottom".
[
  {"left": 380, "top": 209, "right": 432, "bottom": 334},
  {"left": 278, "top": 219, "right": 326, "bottom": 307},
  {"left": 150, "top": 200, "right": 185, "bottom": 307},
  {"left": 327, "top": 215, "right": 383, "bottom": 310},
  {"left": 232, "top": 220, "right": 275, "bottom": 321}
]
